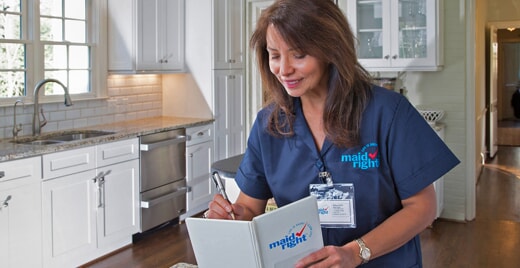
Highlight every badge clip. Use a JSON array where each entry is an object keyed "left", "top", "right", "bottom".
[{"left": 319, "top": 171, "right": 334, "bottom": 188}]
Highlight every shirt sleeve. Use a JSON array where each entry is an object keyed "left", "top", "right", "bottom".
[
  {"left": 386, "top": 97, "right": 460, "bottom": 199},
  {"left": 234, "top": 110, "right": 273, "bottom": 200}
]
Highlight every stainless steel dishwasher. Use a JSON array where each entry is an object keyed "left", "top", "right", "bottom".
[{"left": 139, "top": 128, "right": 188, "bottom": 232}]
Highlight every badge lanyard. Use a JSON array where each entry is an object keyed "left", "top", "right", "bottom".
[{"left": 310, "top": 156, "right": 357, "bottom": 228}]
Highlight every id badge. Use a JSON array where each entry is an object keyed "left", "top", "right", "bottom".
[{"left": 309, "top": 183, "right": 356, "bottom": 228}]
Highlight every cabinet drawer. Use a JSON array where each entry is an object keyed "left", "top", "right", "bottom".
[
  {"left": 0, "top": 157, "right": 41, "bottom": 188},
  {"left": 96, "top": 138, "right": 139, "bottom": 167},
  {"left": 43, "top": 147, "right": 96, "bottom": 180},
  {"left": 187, "top": 124, "right": 213, "bottom": 146}
]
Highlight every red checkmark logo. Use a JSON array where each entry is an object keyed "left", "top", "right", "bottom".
[
  {"left": 369, "top": 148, "right": 378, "bottom": 160},
  {"left": 296, "top": 223, "right": 307, "bottom": 237}
]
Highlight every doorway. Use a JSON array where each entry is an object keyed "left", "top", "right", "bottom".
[{"left": 487, "top": 21, "right": 520, "bottom": 158}]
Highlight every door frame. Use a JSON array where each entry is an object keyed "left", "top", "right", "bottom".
[{"left": 487, "top": 20, "right": 520, "bottom": 158}]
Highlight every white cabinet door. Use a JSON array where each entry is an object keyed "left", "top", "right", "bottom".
[
  {"left": 214, "top": 69, "right": 246, "bottom": 161},
  {"left": 185, "top": 141, "right": 214, "bottom": 218},
  {"left": 213, "top": 0, "right": 245, "bottom": 69},
  {"left": 184, "top": 140, "right": 214, "bottom": 219},
  {"left": 42, "top": 169, "right": 98, "bottom": 268},
  {"left": 107, "top": 0, "right": 136, "bottom": 71},
  {"left": 0, "top": 157, "right": 42, "bottom": 268},
  {"left": 42, "top": 139, "right": 140, "bottom": 267},
  {"left": 108, "top": 0, "right": 185, "bottom": 72},
  {"left": 97, "top": 159, "right": 140, "bottom": 248},
  {"left": 183, "top": 124, "right": 214, "bottom": 220},
  {"left": 137, "top": 0, "right": 185, "bottom": 71},
  {"left": 341, "top": 0, "right": 442, "bottom": 71}
]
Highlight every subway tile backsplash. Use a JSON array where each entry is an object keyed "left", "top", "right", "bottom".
[{"left": 0, "top": 75, "right": 162, "bottom": 139}]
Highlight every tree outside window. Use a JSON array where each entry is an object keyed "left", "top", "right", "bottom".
[{"left": 0, "top": 0, "right": 92, "bottom": 99}]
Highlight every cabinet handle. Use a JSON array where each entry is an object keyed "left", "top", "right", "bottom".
[
  {"left": 0, "top": 171, "right": 4, "bottom": 178},
  {"left": 97, "top": 177, "right": 105, "bottom": 208},
  {"left": 93, "top": 170, "right": 111, "bottom": 208},
  {"left": 384, "top": 55, "right": 390, "bottom": 60},
  {"left": 197, "top": 131, "right": 204, "bottom": 136},
  {"left": 228, "top": 59, "right": 236, "bottom": 63},
  {"left": 1, "top": 195, "right": 12, "bottom": 210},
  {"left": 392, "top": 55, "right": 398, "bottom": 59}
]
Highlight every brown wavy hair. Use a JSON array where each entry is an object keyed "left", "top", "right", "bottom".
[{"left": 250, "top": 0, "right": 373, "bottom": 147}]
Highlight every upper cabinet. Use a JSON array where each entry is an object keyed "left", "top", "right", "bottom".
[
  {"left": 338, "top": 0, "right": 443, "bottom": 72},
  {"left": 213, "top": 0, "right": 245, "bottom": 69},
  {"left": 108, "top": 0, "right": 185, "bottom": 73}
]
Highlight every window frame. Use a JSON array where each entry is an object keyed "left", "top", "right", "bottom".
[{"left": 0, "top": 0, "right": 107, "bottom": 106}]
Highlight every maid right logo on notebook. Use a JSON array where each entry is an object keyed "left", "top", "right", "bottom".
[{"left": 268, "top": 221, "right": 315, "bottom": 251}]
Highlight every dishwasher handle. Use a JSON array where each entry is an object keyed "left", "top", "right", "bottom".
[
  {"left": 140, "top": 135, "right": 187, "bottom": 151},
  {"left": 140, "top": 186, "right": 191, "bottom": 208}
]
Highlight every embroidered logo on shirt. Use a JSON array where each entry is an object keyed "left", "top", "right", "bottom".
[
  {"left": 268, "top": 222, "right": 314, "bottom": 251},
  {"left": 341, "top": 143, "right": 380, "bottom": 170}
]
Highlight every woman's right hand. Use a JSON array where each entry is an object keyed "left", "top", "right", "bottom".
[
  {"left": 205, "top": 192, "right": 268, "bottom": 221},
  {"left": 205, "top": 194, "right": 239, "bottom": 220}
]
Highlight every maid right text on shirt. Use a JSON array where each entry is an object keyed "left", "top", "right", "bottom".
[{"left": 341, "top": 143, "right": 380, "bottom": 170}]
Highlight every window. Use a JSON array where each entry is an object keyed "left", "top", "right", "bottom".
[
  {"left": 0, "top": 0, "right": 105, "bottom": 103},
  {"left": 0, "top": 0, "right": 25, "bottom": 97}
]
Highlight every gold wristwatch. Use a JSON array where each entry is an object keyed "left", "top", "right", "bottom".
[{"left": 355, "top": 238, "right": 371, "bottom": 264}]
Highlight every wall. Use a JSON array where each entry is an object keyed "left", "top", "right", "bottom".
[
  {"left": 488, "top": 0, "right": 520, "bottom": 22},
  {"left": 381, "top": 0, "right": 470, "bottom": 221},
  {"left": 162, "top": 74, "right": 212, "bottom": 118},
  {"left": 0, "top": 75, "right": 162, "bottom": 139}
]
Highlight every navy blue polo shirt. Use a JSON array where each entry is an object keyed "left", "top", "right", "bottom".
[{"left": 235, "top": 86, "right": 460, "bottom": 267}]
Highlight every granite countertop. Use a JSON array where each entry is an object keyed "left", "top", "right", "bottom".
[{"left": 0, "top": 116, "right": 214, "bottom": 162}]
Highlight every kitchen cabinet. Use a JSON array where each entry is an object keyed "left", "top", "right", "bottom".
[
  {"left": 0, "top": 157, "right": 42, "bottom": 268},
  {"left": 212, "top": 0, "right": 246, "bottom": 161},
  {"left": 42, "top": 139, "right": 140, "bottom": 268},
  {"left": 108, "top": 0, "right": 185, "bottom": 72},
  {"left": 338, "top": 0, "right": 443, "bottom": 71},
  {"left": 184, "top": 0, "right": 246, "bottom": 161},
  {"left": 96, "top": 141, "right": 140, "bottom": 248},
  {"left": 214, "top": 69, "right": 246, "bottom": 161},
  {"left": 213, "top": 0, "right": 245, "bottom": 69},
  {"left": 182, "top": 124, "right": 215, "bottom": 220}
]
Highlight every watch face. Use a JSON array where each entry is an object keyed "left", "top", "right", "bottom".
[{"left": 361, "top": 248, "right": 371, "bottom": 259}]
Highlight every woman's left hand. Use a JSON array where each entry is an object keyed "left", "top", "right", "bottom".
[{"left": 294, "top": 244, "right": 359, "bottom": 268}]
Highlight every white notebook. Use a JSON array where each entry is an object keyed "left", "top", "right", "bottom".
[{"left": 186, "top": 195, "right": 324, "bottom": 268}]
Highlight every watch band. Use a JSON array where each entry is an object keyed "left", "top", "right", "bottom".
[{"left": 355, "top": 238, "right": 371, "bottom": 264}]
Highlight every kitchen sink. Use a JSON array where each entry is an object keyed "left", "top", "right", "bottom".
[
  {"left": 12, "top": 130, "right": 116, "bottom": 145},
  {"left": 43, "top": 131, "right": 115, "bottom": 142}
]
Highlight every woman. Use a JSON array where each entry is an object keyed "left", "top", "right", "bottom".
[{"left": 206, "top": 0, "right": 459, "bottom": 267}]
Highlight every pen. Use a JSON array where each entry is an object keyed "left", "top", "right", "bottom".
[{"left": 211, "top": 172, "right": 236, "bottom": 220}]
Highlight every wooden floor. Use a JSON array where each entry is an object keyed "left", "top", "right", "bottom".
[
  {"left": 498, "top": 119, "right": 520, "bottom": 145},
  {"left": 83, "top": 146, "right": 520, "bottom": 268}
]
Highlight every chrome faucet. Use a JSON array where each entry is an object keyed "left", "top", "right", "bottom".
[
  {"left": 13, "top": 100, "right": 25, "bottom": 140},
  {"left": 33, "top": 78, "right": 73, "bottom": 136}
]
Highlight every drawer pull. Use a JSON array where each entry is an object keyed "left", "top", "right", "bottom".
[
  {"left": 140, "top": 135, "right": 186, "bottom": 151},
  {"left": 1, "top": 195, "right": 12, "bottom": 210},
  {"left": 140, "top": 186, "right": 190, "bottom": 208}
]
